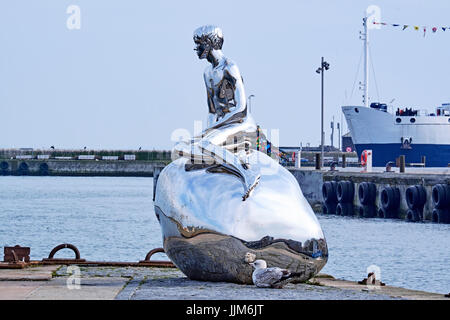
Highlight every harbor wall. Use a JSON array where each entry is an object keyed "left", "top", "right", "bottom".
[
  {"left": 289, "top": 168, "right": 450, "bottom": 221},
  {"left": 0, "top": 159, "right": 166, "bottom": 177},
  {"left": 0, "top": 149, "right": 172, "bottom": 162}
]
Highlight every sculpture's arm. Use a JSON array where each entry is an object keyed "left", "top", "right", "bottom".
[
  {"left": 203, "top": 71, "right": 217, "bottom": 128},
  {"left": 210, "top": 62, "right": 246, "bottom": 128},
  {"left": 226, "top": 62, "right": 246, "bottom": 114}
]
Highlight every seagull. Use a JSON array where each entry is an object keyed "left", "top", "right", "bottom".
[{"left": 249, "top": 259, "right": 302, "bottom": 289}]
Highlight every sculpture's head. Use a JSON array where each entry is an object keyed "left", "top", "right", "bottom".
[{"left": 193, "top": 25, "right": 224, "bottom": 60}]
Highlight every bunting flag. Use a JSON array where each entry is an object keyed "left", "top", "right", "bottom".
[{"left": 373, "top": 21, "right": 450, "bottom": 37}]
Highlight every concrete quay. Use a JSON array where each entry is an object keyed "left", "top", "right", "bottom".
[
  {"left": 0, "top": 265, "right": 447, "bottom": 300},
  {"left": 289, "top": 167, "right": 450, "bottom": 220}
]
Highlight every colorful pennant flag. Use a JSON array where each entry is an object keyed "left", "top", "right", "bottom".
[{"left": 374, "top": 20, "right": 449, "bottom": 38}]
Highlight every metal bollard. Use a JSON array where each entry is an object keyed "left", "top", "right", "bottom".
[
  {"left": 4, "top": 245, "right": 30, "bottom": 263},
  {"left": 399, "top": 155, "right": 405, "bottom": 173}
]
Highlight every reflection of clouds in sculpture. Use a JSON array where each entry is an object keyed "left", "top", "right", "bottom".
[
  {"left": 156, "top": 157, "right": 324, "bottom": 243},
  {"left": 248, "top": 151, "right": 281, "bottom": 176}
]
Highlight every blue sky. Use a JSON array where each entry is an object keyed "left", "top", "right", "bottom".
[{"left": 1, "top": 0, "right": 449, "bottom": 150}]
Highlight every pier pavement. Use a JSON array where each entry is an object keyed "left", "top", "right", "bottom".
[{"left": 0, "top": 265, "right": 446, "bottom": 300}]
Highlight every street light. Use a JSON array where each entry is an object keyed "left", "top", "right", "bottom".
[
  {"left": 316, "top": 57, "right": 330, "bottom": 168},
  {"left": 248, "top": 94, "right": 255, "bottom": 114}
]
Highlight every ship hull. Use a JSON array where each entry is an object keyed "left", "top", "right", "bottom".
[
  {"left": 354, "top": 143, "right": 450, "bottom": 167},
  {"left": 342, "top": 106, "right": 450, "bottom": 167}
]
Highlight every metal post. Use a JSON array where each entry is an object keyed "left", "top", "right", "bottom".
[
  {"left": 317, "top": 57, "right": 329, "bottom": 168},
  {"left": 363, "top": 16, "right": 369, "bottom": 108},
  {"left": 337, "top": 122, "right": 341, "bottom": 151},
  {"left": 330, "top": 116, "right": 334, "bottom": 148},
  {"left": 248, "top": 95, "right": 255, "bottom": 114},
  {"left": 399, "top": 155, "right": 405, "bottom": 173},
  {"left": 321, "top": 57, "right": 324, "bottom": 168},
  {"left": 315, "top": 153, "right": 321, "bottom": 170}
]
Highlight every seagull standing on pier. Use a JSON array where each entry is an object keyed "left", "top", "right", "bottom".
[{"left": 249, "top": 259, "right": 302, "bottom": 289}]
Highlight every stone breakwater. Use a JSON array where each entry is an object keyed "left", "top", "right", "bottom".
[{"left": 0, "top": 159, "right": 166, "bottom": 177}]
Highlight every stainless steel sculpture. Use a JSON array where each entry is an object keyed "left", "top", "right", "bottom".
[{"left": 154, "top": 25, "right": 328, "bottom": 284}]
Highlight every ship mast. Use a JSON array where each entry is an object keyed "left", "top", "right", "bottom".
[{"left": 361, "top": 16, "right": 369, "bottom": 108}]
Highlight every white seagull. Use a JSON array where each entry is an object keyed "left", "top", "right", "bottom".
[{"left": 249, "top": 259, "right": 302, "bottom": 289}]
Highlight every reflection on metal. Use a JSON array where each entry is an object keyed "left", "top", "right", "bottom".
[{"left": 155, "top": 25, "right": 328, "bottom": 284}]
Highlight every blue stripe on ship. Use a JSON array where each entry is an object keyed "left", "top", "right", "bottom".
[{"left": 354, "top": 143, "right": 450, "bottom": 167}]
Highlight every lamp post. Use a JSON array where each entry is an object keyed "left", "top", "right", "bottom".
[
  {"left": 248, "top": 94, "right": 255, "bottom": 114},
  {"left": 316, "top": 57, "right": 330, "bottom": 168}
]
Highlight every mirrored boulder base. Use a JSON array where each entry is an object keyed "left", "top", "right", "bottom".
[
  {"left": 155, "top": 206, "right": 327, "bottom": 284},
  {"left": 154, "top": 154, "right": 328, "bottom": 284}
]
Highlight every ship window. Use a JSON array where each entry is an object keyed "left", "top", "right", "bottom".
[
  {"left": 396, "top": 118, "right": 401, "bottom": 123},
  {"left": 354, "top": 108, "right": 359, "bottom": 113},
  {"left": 410, "top": 118, "right": 416, "bottom": 123}
]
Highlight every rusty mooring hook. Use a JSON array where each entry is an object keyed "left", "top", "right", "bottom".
[
  {"left": 144, "top": 248, "right": 165, "bottom": 261},
  {"left": 139, "top": 248, "right": 175, "bottom": 268},
  {"left": 48, "top": 243, "right": 81, "bottom": 260},
  {"left": 41, "top": 243, "right": 86, "bottom": 264}
]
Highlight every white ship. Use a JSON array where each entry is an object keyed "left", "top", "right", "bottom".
[{"left": 342, "top": 16, "right": 450, "bottom": 167}]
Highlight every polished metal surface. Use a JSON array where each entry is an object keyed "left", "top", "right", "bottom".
[{"left": 154, "top": 25, "right": 328, "bottom": 284}]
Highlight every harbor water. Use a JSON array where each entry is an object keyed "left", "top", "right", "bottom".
[{"left": 0, "top": 176, "right": 448, "bottom": 294}]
